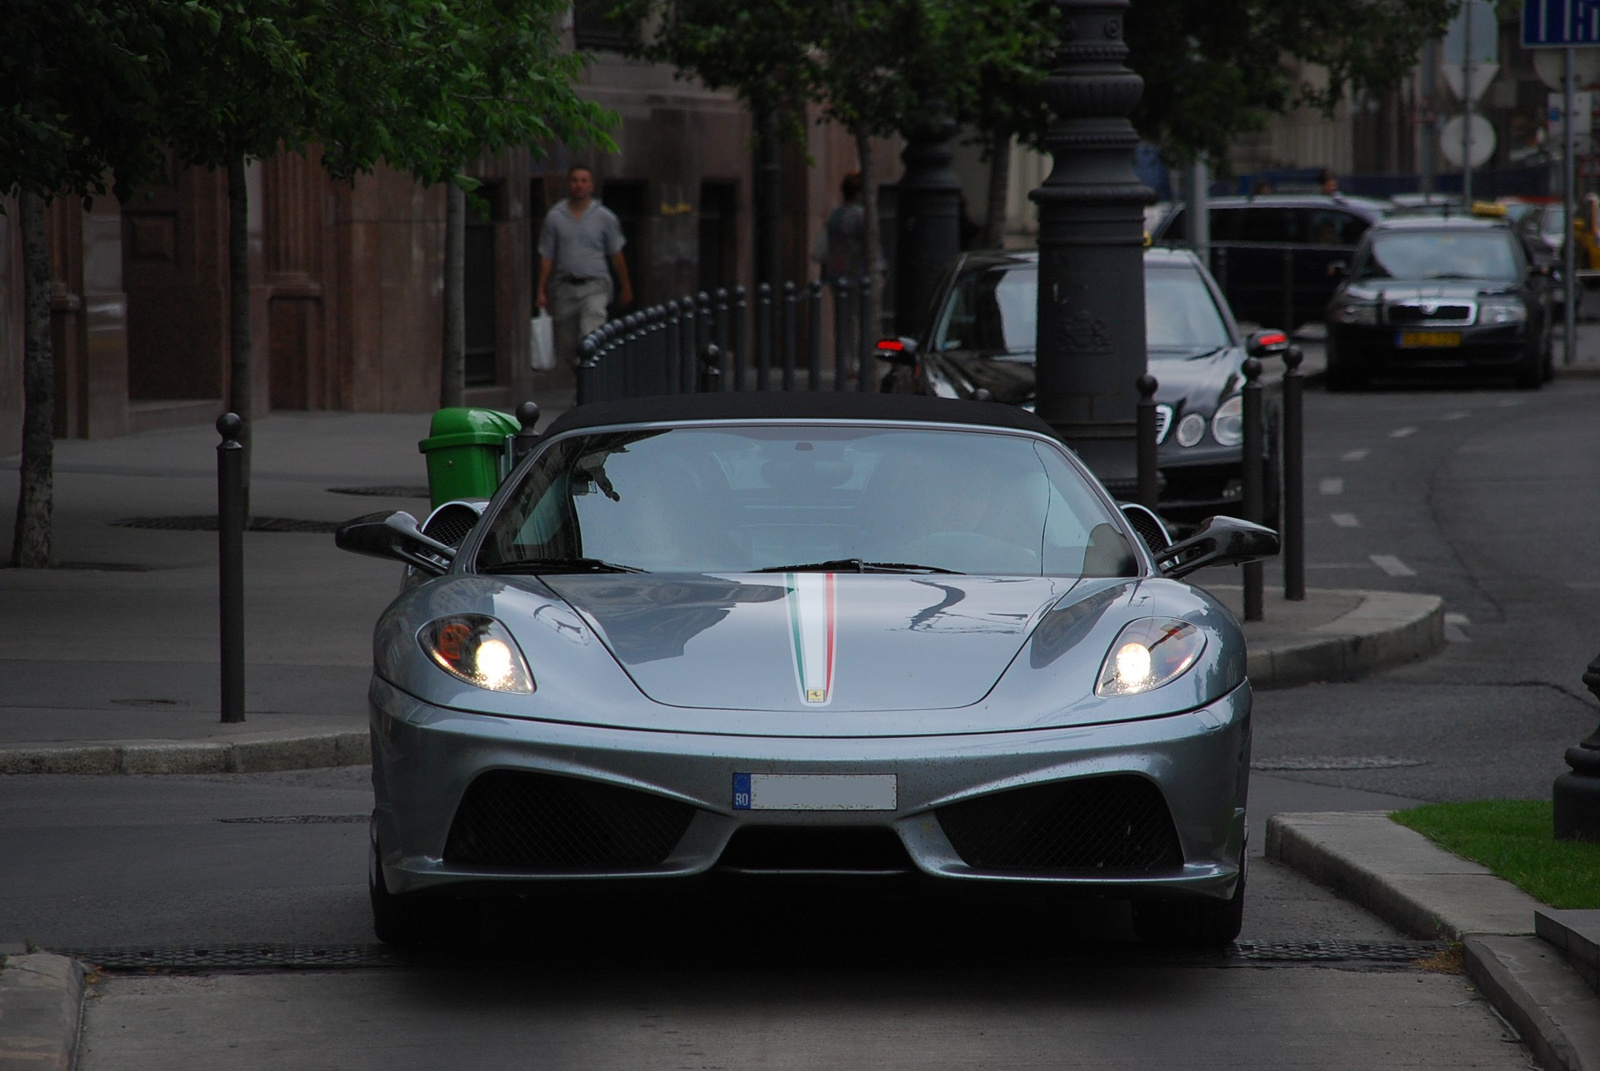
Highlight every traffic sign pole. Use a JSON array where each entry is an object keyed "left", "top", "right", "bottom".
[{"left": 1566, "top": 46, "right": 1578, "bottom": 367}]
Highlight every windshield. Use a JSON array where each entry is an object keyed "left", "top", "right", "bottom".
[
  {"left": 932, "top": 262, "right": 1232, "bottom": 357},
  {"left": 477, "top": 425, "right": 1133, "bottom": 578},
  {"left": 1355, "top": 230, "right": 1522, "bottom": 282}
]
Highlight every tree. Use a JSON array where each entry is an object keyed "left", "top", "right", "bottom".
[
  {"left": 1126, "top": 0, "right": 1462, "bottom": 168},
  {"left": 0, "top": 1, "right": 231, "bottom": 565}
]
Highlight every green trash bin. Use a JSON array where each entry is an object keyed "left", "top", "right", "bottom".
[{"left": 418, "top": 407, "right": 521, "bottom": 509}]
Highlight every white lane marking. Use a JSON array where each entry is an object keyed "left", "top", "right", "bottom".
[
  {"left": 1306, "top": 563, "right": 1380, "bottom": 569},
  {"left": 1391, "top": 426, "right": 1418, "bottom": 438},
  {"left": 1444, "top": 613, "right": 1471, "bottom": 643},
  {"left": 1370, "top": 554, "right": 1416, "bottom": 577},
  {"left": 1567, "top": 581, "right": 1600, "bottom": 590},
  {"left": 1442, "top": 411, "right": 1469, "bottom": 421},
  {"left": 1330, "top": 513, "right": 1360, "bottom": 528},
  {"left": 1497, "top": 398, "right": 1525, "bottom": 407},
  {"left": 1341, "top": 449, "right": 1370, "bottom": 461},
  {"left": 1320, "top": 477, "right": 1345, "bottom": 495}
]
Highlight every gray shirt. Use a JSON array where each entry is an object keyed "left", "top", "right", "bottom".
[{"left": 539, "top": 199, "right": 625, "bottom": 281}]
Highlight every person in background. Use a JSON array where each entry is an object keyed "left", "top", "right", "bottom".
[
  {"left": 538, "top": 165, "right": 633, "bottom": 368},
  {"left": 813, "top": 171, "right": 867, "bottom": 282},
  {"left": 1574, "top": 192, "right": 1600, "bottom": 270},
  {"left": 1319, "top": 168, "right": 1340, "bottom": 196}
]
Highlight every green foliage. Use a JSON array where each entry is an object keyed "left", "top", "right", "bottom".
[
  {"left": 1127, "top": 0, "right": 1463, "bottom": 166},
  {"left": 1393, "top": 800, "right": 1600, "bottom": 910}
]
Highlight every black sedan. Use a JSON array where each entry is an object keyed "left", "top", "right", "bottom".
[
  {"left": 1324, "top": 216, "right": 1554, "bottom": 390},
  {"left": 883, "top": 247, "right": 1285, "bottom": 529}
]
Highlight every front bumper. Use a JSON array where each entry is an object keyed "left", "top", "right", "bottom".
[
  {"left": 369, "top": 676, "right": 1251, "bottom": 902},
  {"left": 1328, "top": 321, "right": 1534, "bottom": 374}
]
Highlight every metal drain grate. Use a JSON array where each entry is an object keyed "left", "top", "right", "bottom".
[
  {"left": 60, "top": 945, "right": 405, "bottom": 971},
  {"left": 113, "top": 516, "right": 341, "bottom": 534},
  {"left": 1253, "top": 757, "right": 1425, "bottom": 771},
  {"left": 218, "top": 814, "right": 367, "bottom": 825},
  {"left": 1231, "top": 940, "right": 1447, "bottom": 964},
  {"left": 327, "top": 486, "right": 430, "bottom": 498}
]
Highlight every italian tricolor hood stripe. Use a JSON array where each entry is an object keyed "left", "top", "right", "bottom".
[{"left": 785, "top": 572, "right": 836, "bottom": 705}]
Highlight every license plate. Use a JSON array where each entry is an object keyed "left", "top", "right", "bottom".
[
  {"left": 1396, "top": 330, "right": 1462, "bottom": 348},
  {"left": 732, "top": 773, "right": 897, "bottom": 811}
]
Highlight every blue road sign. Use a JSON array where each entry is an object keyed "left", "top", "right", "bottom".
[{"left": 1524, "top": 0, "right": 1600, "bottom": 47}]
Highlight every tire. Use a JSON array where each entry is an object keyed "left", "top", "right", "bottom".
[
  {"left": 370, "top": 840, "right": 435, "bottom": 947},
  {"left": 1513, "top": 342, "right": 1544, "bottom": 391},
  {"left": 1131, "top": 869, "right": 1245, "bottom": 949},
  {"left": 1323, "top": 356, "right": 1365, "bottom": 392}
]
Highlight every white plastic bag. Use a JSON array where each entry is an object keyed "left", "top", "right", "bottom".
[{"left": 530, "top": 310, "right": 555, "bottom": 371}]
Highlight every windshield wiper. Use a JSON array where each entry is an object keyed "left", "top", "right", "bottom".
[
  {"left": 756, "top": 558, "right": 962, "bottom": 574},
  {"left": 480, "top": 557, "right": 644, "bottom": 575}
]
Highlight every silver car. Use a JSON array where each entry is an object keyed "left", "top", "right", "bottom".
[{"left": 337, "top": 393, "right": 1276, "bottom": 948}]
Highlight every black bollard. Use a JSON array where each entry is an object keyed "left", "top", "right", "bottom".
[
  {"left": 1241, "top": 357, "right": 1264, "bottom": 622},
  {"left": 1282, "top": 345, "right": 1305, "bottom": 601},
  {"left": 1136, "top": 374, "right": 1159, "bottom": 512},
  {"left": 217, "top": 413, "right": 246, "bottom": 724},
  {"left": 510, "top": 401, "right": 541, "bottom": 468},
  {"left": 1553, "top": 653, "right": 1600, "bottom": 841},
  {"left": 699, "top": 344, "right": 723, "bottom": 394}
]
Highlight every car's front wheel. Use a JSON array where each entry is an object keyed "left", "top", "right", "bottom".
[{"left": 1130, "top": 871, "right": 1245, "bottom": 949}]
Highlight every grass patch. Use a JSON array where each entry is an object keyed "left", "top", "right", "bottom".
[{"left": 1392, "top": 800, "right": 1600, "bottom": 910}]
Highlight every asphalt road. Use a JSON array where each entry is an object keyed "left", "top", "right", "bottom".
[{"left": 14, "top": 373, "right": 1600, "bottom": 1068}]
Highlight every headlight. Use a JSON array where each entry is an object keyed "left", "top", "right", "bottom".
[
  {"left": 1096, "top": 618, "right": 1207, "bottom": 697},
  {"left": 1211, "top": 395, "right": 1243, "bottom": 447},
  {"left": 418, "top": 614, "right": 534, "bottom": 693},
  {"left": 1478, "top": 297, "right": 1526, "bottom": 325},
  {"left": 1175, "top": 412, "right": 1206, "bottom": 447},
  {"left": 1330, "top": 302, "right": 1378, "bottom": 325}
]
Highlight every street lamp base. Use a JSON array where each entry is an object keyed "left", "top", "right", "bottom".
[{"left": 1553, "top": 745, "right": 1600, "bottom": 841}]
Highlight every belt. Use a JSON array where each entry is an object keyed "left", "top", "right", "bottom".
[{"left": 559, "top": 275, "right": 604, "bottom": 284}]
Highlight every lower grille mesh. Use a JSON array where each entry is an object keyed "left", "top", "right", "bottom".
[
  {"left": 445, "top": 770, "right": 695, "bottom": 870},
  {"left": 937, "top": 775, "right": 1183, "bottom": 873}
]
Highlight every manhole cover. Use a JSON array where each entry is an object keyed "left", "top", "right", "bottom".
[
  {"left": 218, "top": 815, "right": 368, "bottom": 825},
  {"left": 110, "top": 698, "right": 183, "bottom": 708},
  {"left": 60, "top": 945, "right": 404, "bottom": 971},
  {"left": 113, "top": 516, "right": 341, "bottom": 534},
  {"left": 1253, "top": 757, "right": 1425, "bottom": 771},
  {"left": 327, "top": 486, "right": 429, "bottom": 498},
  {"left": 1, "top": 561, "right": 153, "bottom": 572}
]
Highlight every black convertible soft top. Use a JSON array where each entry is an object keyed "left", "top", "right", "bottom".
[{"left": 542, "top": 391, "right": 1061, "bottom": 439}]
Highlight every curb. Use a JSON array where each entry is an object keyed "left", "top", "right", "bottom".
[
  {"left": 0, "top": 730, "right": 369, "bottom": 776},
  {"left": 1247, "top": 591, "right": 1445, "bottom": 690},
  {"left": 0, "top": 952, "right": 83, "bottom": 1071},
  {"left": 1268, "top": 813, "right": 1600, "bottom": 1071}
]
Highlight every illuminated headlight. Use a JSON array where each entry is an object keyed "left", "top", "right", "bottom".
[
  {"left": 1096, "top": 618, "right": 1207, "bottom": 697},
  {"left": 1211, "top": 394, "right": 1243, "bottom": 446},
  {"left": 418, "top": 614, "right": 534, "bottom": 693},
  {"left": 1479, "top": 298, "right": 1526, "bottom": 325},
  {"left": 1330, "top": 302, "right": 1379, "bottom": 325},
  {"left": 1175, "top": 412, "right": 1207, "bottom": 447}
]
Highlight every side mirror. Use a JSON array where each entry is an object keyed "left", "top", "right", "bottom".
[
  {"left": 1247, "top": 329, "right": 1290, "bottom": 358},
  {"left": 335, "top": 511, "right": 456, "bottom": 576},
  {"left": 875, "top": 337, "right": 919, "bottom": 366},
  {"left": 1153, "top": 515, "right": 1279, "bottom": 580}
]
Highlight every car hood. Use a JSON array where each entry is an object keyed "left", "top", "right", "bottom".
[
  {"left": 543, "top": 572, "right": 1074, "bottom": 712},
  {"left": 935, "top": 347, "right": 1240, "bottom": 412},
  {"left": 1340, "top": 279, "right": 1518, "bottom": 302}
]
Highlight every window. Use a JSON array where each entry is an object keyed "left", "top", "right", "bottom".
[{"left": 573, "top": 0, "right": 638, "bottom": 51}]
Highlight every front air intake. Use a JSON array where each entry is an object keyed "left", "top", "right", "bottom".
[
  {"left": 936, "top": 775, "right": 1183, "bottom": 873},
  {"left": 444, "top": 770, "right": 695, "bottom": 870}
]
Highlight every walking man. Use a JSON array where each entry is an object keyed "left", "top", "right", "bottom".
[{"left": 538, "top": 165, "right": 633, "bottom": 367}]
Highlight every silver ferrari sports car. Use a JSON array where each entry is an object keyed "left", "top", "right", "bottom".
[{"left": 337, "top": 393, "right": 1277, "bottom": 948}]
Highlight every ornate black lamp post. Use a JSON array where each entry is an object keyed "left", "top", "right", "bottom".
[
  {"left": 894, "top": 107, "right": 962, "bottom": 336},
  {"left": 1030, "top": 0, "right": 1152, "bottom": 490},
  {"left": 1553, "top": 652, "right": 1600, "bottom": 841}
]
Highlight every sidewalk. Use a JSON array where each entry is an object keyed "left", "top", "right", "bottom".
[{"left": 0, "top": 396, "right": 1594, "bottom": 1070}]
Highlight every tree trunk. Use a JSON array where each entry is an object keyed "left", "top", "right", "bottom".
[
  {"left": 226, "top": 156, "right": 253, "bottom": 522},
  {"left": 856, "top": 130, "right": 880, "bottom": 391},
  {"left": 983, "top": 130, "right": 1012, "bottom": 249},
  {"left": 10, "top": 190, "right": 54, "bottom": 567},
  {"left": 753, "top": 104, "right": 782, "bottom": 289},
  {"left": 441, "top": 183, "right": 466, "bottom": 408}
]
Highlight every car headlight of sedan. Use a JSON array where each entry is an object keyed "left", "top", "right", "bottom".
[
  {"left": 1478, "top": 297, "right": 1527, "bottom": 325},
  {"left": 1329, "top": 301, "right": 1379, "bottom": 325},
  {"left": 1096, "top": 618, "right": 1207, "bottom": 697},
  {"left": 418, "top": 614, "right": 534, "bottom": 693},
  {"left": 1211, "top": 395, "right": 1243, "bottom": 447}
]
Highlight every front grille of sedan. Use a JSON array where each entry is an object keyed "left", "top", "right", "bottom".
[
  {"left": 1385, "top": 302, "right": 1475, "bottom": 327},
  {"left": 444, "top": 770, "right": 696, "bottom": 870},
  {"left": 936, "top": 776, "right": 1184, "bottom": 873}
]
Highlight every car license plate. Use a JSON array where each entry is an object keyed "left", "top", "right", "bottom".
[
  {"left": 1396, "top": 330, "right": 1462, "bottom": 348},
  {"left": 732, "top": 773, "right": 897, "bottom": 811}
]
